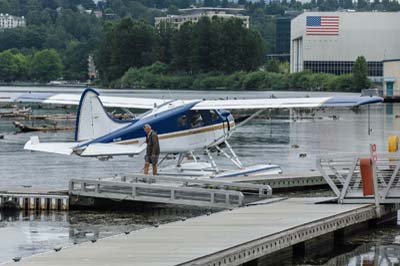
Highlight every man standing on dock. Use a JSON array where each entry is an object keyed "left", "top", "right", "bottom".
[{"left": 143, "top": 124, "right": 160, "bottom": 175}]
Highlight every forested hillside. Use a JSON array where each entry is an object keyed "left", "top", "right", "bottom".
[{"left": 0, "top": 0, "right": 380, "bottom": 91}]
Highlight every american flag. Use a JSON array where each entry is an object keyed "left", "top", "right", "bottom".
[{"left": 306, "top": 16, "right": 339, "bottom": 36}]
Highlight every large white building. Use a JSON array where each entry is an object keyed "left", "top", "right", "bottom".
[
  {"left": 0, "top": 13, "right": 25, "bottom": 29},
  {"left": 155, "top": 8, "right": 250, "bottom": 29},
  {"left": 291, "top": 12, "right": 400, "bottom": 86}
]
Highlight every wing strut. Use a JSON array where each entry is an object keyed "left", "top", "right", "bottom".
[
  {"left": 205, "top": 149, "right": 220, "bottom": 173},
  {"left": 215, "top": 141, "right": 243, "bottom": 169},
  {"left": 233, "top": 109, "right": 266, "bottom": 133}
]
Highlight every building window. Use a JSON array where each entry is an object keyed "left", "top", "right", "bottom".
[{"left": 303, "top": 61, "right": 383, "bottom": 76}]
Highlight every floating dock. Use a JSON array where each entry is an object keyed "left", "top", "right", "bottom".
[
  {"left": 0, "top": 172, "right": 325, "bottom": 211},
  {"left": 0, "top": 188, "right": 68, "bottom": 211},
  {"left": 69, "top": 175, "right": 272, "bottom": 209},
  {"left": 222, "top": 172, "right": 326, "bottom": 191},
  {"left": 1, "top": 197, "right": 395, "bottom": 266}
]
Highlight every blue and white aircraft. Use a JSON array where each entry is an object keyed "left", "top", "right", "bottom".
[{"left": 1, "top": 88, "right": 383, "bottom": 177}]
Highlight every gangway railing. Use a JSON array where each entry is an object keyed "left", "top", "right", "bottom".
[
  {"left": 69, "top": 175, "right": 272, "bottom": 209},
  {"left": 317, "top": 152, "right": 400, "bottom": 204},
  {"left": 124, "top": 173, "right": 272, "bottom": 198}
]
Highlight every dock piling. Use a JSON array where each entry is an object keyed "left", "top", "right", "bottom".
[{"left": 0, "top": 193, "right": 68, "bottom": 211}]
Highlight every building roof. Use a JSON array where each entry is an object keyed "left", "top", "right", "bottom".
[{"left": 179, "top": 7, "right": 245, "bottom": 15}]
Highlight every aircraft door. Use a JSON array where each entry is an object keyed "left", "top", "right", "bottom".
[
  {"left": 209, "top": 110, "right": 220, "bottom": 140},
  {"left": 188, "top": 110, "right": 207, "bottom": 149},
  {"left": 218, "top": 110, "right": 232, "bottom": 137}
]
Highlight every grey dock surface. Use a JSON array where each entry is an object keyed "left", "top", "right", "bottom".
[
  {"left": 1, "top": 197, "right": 381, "bottom": 266},
  {"left": 223, "top": 172, "right": 327, "bottom": 190}
]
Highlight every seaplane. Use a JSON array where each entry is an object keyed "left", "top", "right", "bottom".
[{"left": 1, "top": 88, "right": 383, "bottom": 178}]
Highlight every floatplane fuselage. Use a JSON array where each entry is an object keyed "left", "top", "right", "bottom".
[{"left": 74, "top": 93, "right": 235, "bottom": 155}]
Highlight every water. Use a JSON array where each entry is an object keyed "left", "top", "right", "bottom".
[
  {"left": 285, "top": 222, "right": 400, "bottom": 266},
  {"left": 0, "top": 87, "right": 396, "bottom": 188},
  {"left": 1, "top": 86, "right": 400, "bottom": 264},
  {"left": 0, "top": 207, "right": 208, "bottom": 263}
]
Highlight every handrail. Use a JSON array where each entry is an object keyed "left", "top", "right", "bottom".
[{"left": 69, "top": 178, "right": 246, "bottom": 208}]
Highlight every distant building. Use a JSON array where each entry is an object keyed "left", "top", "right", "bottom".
[
  {"left": 88, "top": 55, "right": 97, "bottom": 80},
  {"left": 0, "top": 14, "right": 25, "bottom": 29},
  {"left": 267, "top": 11, "right": 301, "bottom": 62},
  {"left": 383, "top": 59, "right": 400, "bottom": 98},
  {"left": 275, "top": 17, "right": 291, "bottom": 58},
  {"left": 155, "top": 8, "right": 250, "bottom": 29},
  {"left": 84, "top": 10, "right": 103, "bottom": 19},
  {"left": 104, "top": 12, "right": 117, "bottom": 20},
  {"left": 93, "top": 11, "right": 103, "bottom": 18},
  {"left": 290, "top": 12, "right": 400, "bottom": 84}
]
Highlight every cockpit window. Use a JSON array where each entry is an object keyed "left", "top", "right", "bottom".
[
  {"left": 190, "top": 112, "right": 204, "bottom": 128},
  {"left": 210, "top": 110, "right": 219, "bottom": 122},
  {"left": 177, "top": 115, "right": 187, "bottom": 127}
]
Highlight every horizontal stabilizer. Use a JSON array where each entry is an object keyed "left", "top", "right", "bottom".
[
  {"left": 24, "top": 136, "right": 77, "bottom": 155},
  {"left": 79, "top": 143, "right": 146, "bottom": 157}
]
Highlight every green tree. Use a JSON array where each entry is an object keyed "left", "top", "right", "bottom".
[
  {"left": 238, "top": 29, "right": 266, "bottom": 71},
  {"left": 0, "top": 51, "right": 19, "bottom": 81},
  {"left": 30, "top": 49, "right": 63, "bottom": 82},
  {"left": 62, "top": 41, "right": 90, "bottom": 81},
  {"left": 13, "top": 53, "right": 28, "bottom": 80},
  {"left": 171, "top": 22, "right": 193, "bottom": 72},
  {"left": 95, "top": 18, "right": 157, "bottom": 82},
  {"left": 352, "top": 56, "right": 370, "bottom": 91},
  {"left": 26, "top": 9, "right": 53, "bottom": 26},
  {"left": 191, "top": 17, "right": 213, "bottom": 72},
  {"left": 265, "top": 59, "right": 280, "bottom": 73},
  {"left": 172, "top": 17, "right": 266, "bottom": 74},
  {"left": 156, "top": 22, "right": 176, "bottom": 64}
]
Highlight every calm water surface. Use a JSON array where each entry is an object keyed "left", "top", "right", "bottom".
[{"left": 1, "top": 86, "right": 400, "bottom": 264}]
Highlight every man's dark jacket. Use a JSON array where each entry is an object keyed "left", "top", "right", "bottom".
[{"left": 146, "top": 131, "right": 160, "bottom": 156}]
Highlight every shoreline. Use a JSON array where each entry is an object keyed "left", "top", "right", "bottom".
[{"left": 0, "top": 83, "right": 87, "bottom": 88}]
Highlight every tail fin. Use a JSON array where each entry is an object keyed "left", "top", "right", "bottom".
[{"left": 75, "top": 89, "right": 128, "bottom": 142}]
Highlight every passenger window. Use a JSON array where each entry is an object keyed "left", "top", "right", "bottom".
[
  {"left": 177, "top": 115, "right": 187, "bottom": 127},
  {"left": 190, "top": 112, "right": 204, "bottom": 128},
  {"left": 210, "top": 110, "right": 219, "bottom": 122}
]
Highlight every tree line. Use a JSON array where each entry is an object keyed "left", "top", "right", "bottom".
[
  {"left": 0, "top": 49, "right": 62, "bottom": 82},
  {"left": 95, "top": 16, "right": 266, "bottom": 83},
  {"left": 0, "top": 0, "right": 101, "bottom": 82},
  {"left": 112, "top": 62, "right": 356, "bottom": 91},
  {"left": 0, "top": 0, "right": 372, "bottom": 89}
]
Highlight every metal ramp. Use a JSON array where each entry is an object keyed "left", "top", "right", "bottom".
[
  {"left": 69, "top": 174, "right": 272, "bottom": 209},
  {"left": 317, "top": 152, "right": 400, "bottom": 204}
]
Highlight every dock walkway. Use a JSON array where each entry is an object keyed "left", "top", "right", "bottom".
[{"left": 1, "top": 197, "right": 382, "bottom": 266}]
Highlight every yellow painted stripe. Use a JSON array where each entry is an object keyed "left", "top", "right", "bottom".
[
  {"left": 119, "top": 140, "right": 139, "bottom": 145},
  {"left": 115, "top": 121, "right": 235, "bottom": 144},
  {"left": 159, "top": 122, "right": 235, "bottom": 140}
]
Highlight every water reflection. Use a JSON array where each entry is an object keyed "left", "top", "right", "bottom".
[
  {"left": 324, "top": 244, "right": 400, "bottom": 266},
  {"left": 0, "top": 207, "right": 211, "bottom": 263}
]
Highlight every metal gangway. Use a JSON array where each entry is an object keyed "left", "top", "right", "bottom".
[
  {"left": 317, "top": 152, "right": 400, "bottom": 204},
  {"left": 69, "top": 174, "right": 272, "bottom": 209}
]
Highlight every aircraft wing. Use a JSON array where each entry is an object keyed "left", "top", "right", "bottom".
[
  {"left": 1, "top": 91, "right": 383, "bottom": 110},
  {"left": 24, "top": 136, "right": 146, "bottom": 157},
  {"left": 190, "top": 96, "right": 383, "bottom": 110},
  {"left": 0, "top": 92, "right": 169, "bottom": 109}
]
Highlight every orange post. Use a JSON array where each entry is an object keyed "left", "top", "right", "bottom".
[{"left": 360, "top": 158, "right": 374, "bottom": 196}]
